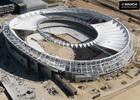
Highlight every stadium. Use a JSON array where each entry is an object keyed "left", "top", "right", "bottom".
[{"left": 1, "top": 8, "right": 139, "bottom": 83}]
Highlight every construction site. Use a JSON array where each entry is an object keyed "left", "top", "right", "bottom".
[{"left": 0, "top": 0, "right": 140, "bottom": 100}]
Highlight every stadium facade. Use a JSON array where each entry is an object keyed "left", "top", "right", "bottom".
[{"left": 1, "top": 8, "right": 139, "bottom": 82}]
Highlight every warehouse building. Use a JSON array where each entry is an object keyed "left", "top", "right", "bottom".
[{"left": 9, "top": 0, "right": 47, "bottom": 12}]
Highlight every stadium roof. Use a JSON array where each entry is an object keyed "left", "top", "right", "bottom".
[{"left": 3, "top": 8, "right": 138, "bottom": 76}]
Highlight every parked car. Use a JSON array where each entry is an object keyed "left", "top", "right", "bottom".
[{"left": 92, "top": 94, "right": 101, "bottom": 99}]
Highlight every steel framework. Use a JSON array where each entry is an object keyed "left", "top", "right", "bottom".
[{"left": 1, "top": 8, "right": 139, "bottom": 76}]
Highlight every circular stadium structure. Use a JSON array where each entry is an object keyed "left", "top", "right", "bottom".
[{"left": 1, "top": 8, "right": 139, "bottom": 82}]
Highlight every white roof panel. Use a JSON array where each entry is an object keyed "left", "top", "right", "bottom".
[
  {"left": 91, "top": 20, "right": 128, "bottom": 52},
  {"left": 10, "top": 13, "right": 46, "bottom": 31}
]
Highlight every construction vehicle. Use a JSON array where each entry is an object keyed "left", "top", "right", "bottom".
[
  {"left": 47, "top": 86, "right": 59, "bottom": 95},
  {"left": 117, "top": 71, "right": 123, "bottom": 77},
  {"left": 92, "top": 94, "right": 101, "bottom": 99},
  {"left": 101, "top": 86, "right": 108, "bottom": 90},
  {"left": 135, "top": 70, "right": 140, "bottom": 76},
  {"left": 121, "top": 81, "right": 127, "bottom": 85},
  {"left": 96, "top": 94, "right": 101, "bottom": 97}
]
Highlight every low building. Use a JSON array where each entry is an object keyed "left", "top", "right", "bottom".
[{"left": 10, "top": 0, "right": 47, "bottom": 11}]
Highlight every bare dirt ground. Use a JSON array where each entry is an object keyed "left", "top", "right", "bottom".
[
  {"left": 0, "top": 93, "right": 8, "bottom": 100},
  {"left": 0, "top": 0, "right": 140, "bottom": 100},
  {"left": 38, "top": 33, "right": 101, "bottom": 60},
  {"left": 38, "top": 33, "right": 76, "bottom": 60},
  {"left": 39, "top": 40, "right": 75, "bottom": 60},
  {"left": 94, "top": 0, "right": 140, "bottom": 20},
  {"left": 110, "top": 83, "right": 140, "bottom": 100},
  {"left": 56, "top": 33, "right": 80, "bottom": 43}
]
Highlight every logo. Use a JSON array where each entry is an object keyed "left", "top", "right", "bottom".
[{"left": 119, "top": 1, "right": 139, "bottom": 10}]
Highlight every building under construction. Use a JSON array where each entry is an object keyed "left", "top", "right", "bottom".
[
  {"left": 0, "top": 0, "right": 47, "bottom": 15},
  {"left": 2, "top": 8, "right": 139, "bottom": 83}
]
